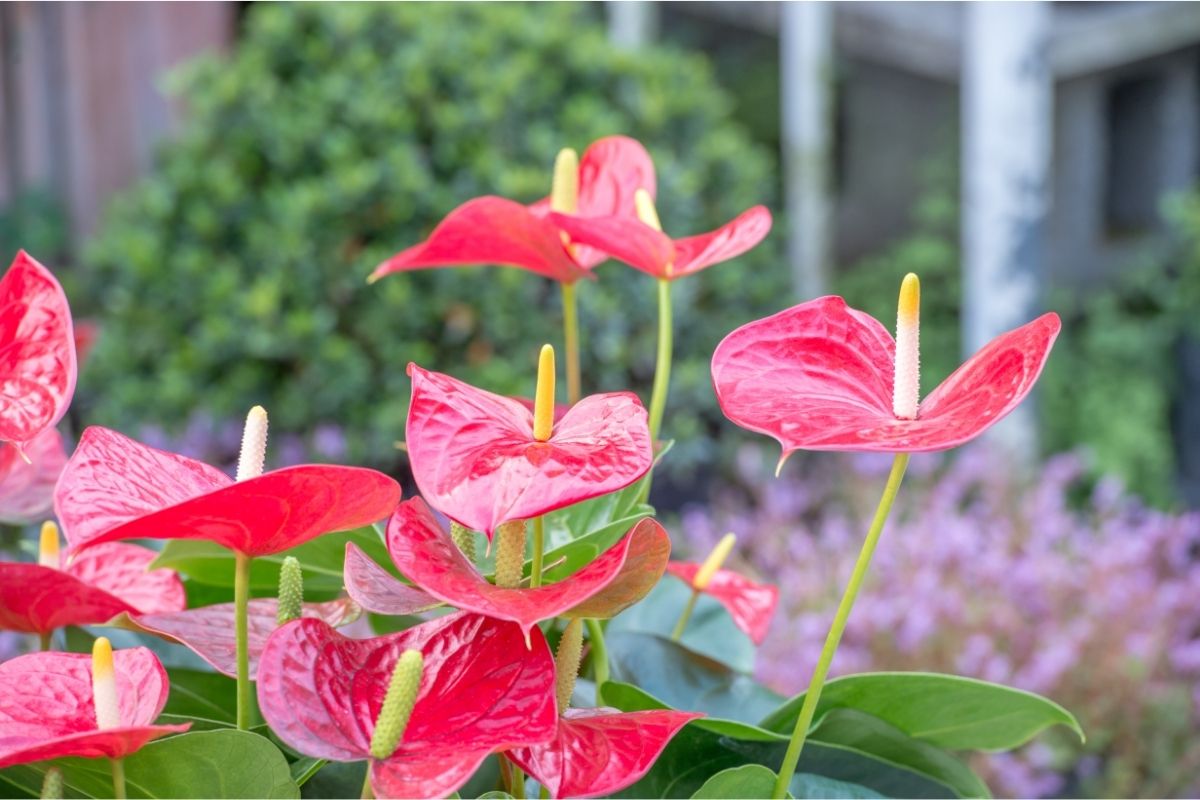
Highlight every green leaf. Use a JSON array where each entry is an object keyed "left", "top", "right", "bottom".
[
  {"left": 299, "top": 760, "right": 365, "bottom": 800},
  {"left": 161, "top": 668, "right": 240, "bottom": 726},
  {"left": 0, "top": 730, "right": 299, "bottom": 798},
  {"left": 790, "top": 774, "right": 885, "bottom": 799},
  {"left": 606, "top": 631, "right": 782, "bottom": 725},
  {"left": 289, "top": 758, "right": 325, "bottom": 787},
  {"left": 607, "top": 577, "right": 756, "bottom": 672},
  {"left": 150, "top": 525, "right": 395, "bottom": 597},
  {"left": 759, "top": 672, "right": 1084, "bottom": 752},
  {"left": 691, "top": 764, "right": 788, "bottom": 799}
]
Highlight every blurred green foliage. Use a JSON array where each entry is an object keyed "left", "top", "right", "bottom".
[
  {"left": 0, "top": 189, "right": 67, "bottom": 267},
  {"left": 74, "top": 2, "right": 783, "bottom": 475}
]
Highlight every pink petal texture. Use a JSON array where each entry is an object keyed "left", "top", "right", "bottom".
[
  {"left": 0, "top": 543, "right": 184, "bottom": 634},
  {"left": 383, "top": 500, "right": 664, "bottom": 637},
  {"left": 670, "top": 205, "right": 773, "bottom": 278},
  {"left": 406, "top": 365, "right": 652, "bottom": 537},
  {"left": 561, "top": 518, "right": 671, "bottom": 620},
  {"left": 257, "top": 613, "right": 557, "bottom": 799},
  {"left": 130, "top": 597, "right": 361, "bottom": 679},
  {"left": 370, "top": 196, "right": 588, "bottom": 285},
  {"left": 57, "top": 426, "right": 401, "bottom": 556},
  {"left": 665, "top": 562, "right": 779, "bottom": 645},
  {"left": 0, "top": 427, "right": 67, "bottom": 523},
  {"left": 509, "top": 708, "right": 701, "bottom": 798},
  {"left": 370, "top": 747, "right": 493, "bottom": 800},
  {"left": 0, "top": 251, "right": 77, "bottom": 450},
  {"left": 0, "top": 647, "right": 189, "bottom": 768},
  {"left": 712, "top": 296, "right": 1061, "bottom": 453},
  {"left": 343, "top": 542, "right": 442, "bottom": 617}
]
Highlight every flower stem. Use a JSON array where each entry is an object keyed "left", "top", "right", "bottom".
[
  {"left": 561, "top": 282, "right": 581, "bottom": 405},
  {"left": 38, "top": 631, "right": 52, "bottom": 651},
  {"left": 360, "top": 765, "right": 374, "bottom": 800},
  {"left": 669, "top": 589, "right": 699, "bottom": 641},
  {"left": 647, "top": 278, "right": 672, "bottom": 442},
  {"left": 530, "top": 516, "right": 545, "bottom": 588},
  {"left": 110, "top": 758, "right": 126, "bottom": 800},
  {"left": 585, "top": 619, "right": 610, "bottom": 700},
  {"left": 771, "top": 453, "right": 910, "bottom": 799},
  {"left": 234, "top": 551, "right": 253, "bottom": 731}
]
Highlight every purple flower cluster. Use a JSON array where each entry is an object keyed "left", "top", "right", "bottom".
[{"left": 681, "top": 445, "right": 1200, "bottom": 798}]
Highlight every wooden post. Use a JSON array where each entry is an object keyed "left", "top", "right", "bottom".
[{"left": 608, "top": 1, "right": 657, "bottom": 51}]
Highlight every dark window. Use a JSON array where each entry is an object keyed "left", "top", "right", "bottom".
[{"left": 1104, "top": 72, "right": 1166, "bottom": 237}]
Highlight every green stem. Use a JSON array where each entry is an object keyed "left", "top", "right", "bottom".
[
  {"left": 110, "top": 758, "right": 126, "bottom": 800},
  {"left": 530, "top": 516, "right": 545, "bottom": 588},
  {"left": 360, "top": 765, "right": 374, "bottom": 800},
  {"left": 585, "top": 619, "right": 610, "bottom": 701},
  {"left": 234, "top": 551, "right": 253, "bottom": 731},
  {"left": 647, "top": 278, "right": 672, "bottom": 442},
  {"left": 561, "top": 281, "right": 581, "bottom": 405},
  {"left": 669, "top": 589, "right": 699, "bottom": 641},
  {"left": 771, "top": 453, "right": 910, "bottom": 799},
  {"left": 38, "top": 631, "right": 52, "bottom": 652}
]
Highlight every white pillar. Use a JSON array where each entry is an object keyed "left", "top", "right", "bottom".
[
  {"left": 962, "top": 1, "right": 1052, "bottom": 456},
  {"left": 781, "top": 2, "right": 833, "bottom": 299},
  {"left": 608, "top": 1, "right": 657, "bottom": 51}
]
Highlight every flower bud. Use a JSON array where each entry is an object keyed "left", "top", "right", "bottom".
[
  {"left": 38, "top": 521, "right": 60, "bottom": 569},
  {"left": 554, "top": 619, "right": 584, "bottom": 712},
  {"left": 450, "top": 522, "right": 477, "bottom": 564},
  {"left": 533, "top": 344, "right": 556, "bottom": 443},
  {"left": 236, "top": 405, "right": 269, "bottom": 481},
  {"left": 91, "top": 637, "right": 121, "bottom": 730},
  {"left": 551, "top": 148, "right": 579, "bottom": 215},
  {"left": 369, "top": 649, "right": 424, "bottom": 760},
  {"left": 276, "top": 556, "right": 303, "bottom": 624},
  {"left": 493, "top": 520, "right": 527, "bottom": 589},
  {"left": 892, "top": 273, "right": 921, "bottom": 420},
  {"left": 693, "top": 533, "right": 736, "bottom": 591}
]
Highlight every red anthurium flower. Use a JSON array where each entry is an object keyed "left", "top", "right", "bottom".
[
  {"left": 370, "top": 136, "right": 655, "bottom": 284},
  {"left": 0, "top": 643, "right": 189, "bottom": 768},
  {"left": 0, "top": 251, "right": 76, "bottom": 459},
  {"left": 0, "top": 427, "right": 67, "bottom": 524},
  {"left": 665, "top": 561, "right": 779, "bottom": 645},
  {"left": 0, "top": 527, "right": 185, "bottom": 635},
  {"left": 549, "top": 203, "right": 772, "bottom": 281},
  {"left": 711, "top": 289, "right": 1061, "bottom": 455},
  {"left": 343, "top": 541, "right": 442, "bottom": 616},
  {"left": 509, "top": 707, "right": 701, "bottom": 798},
  {"left": 126, "top": 597, "right": 361, "bottom": 679},
  {"left": 54, "top": 426, "right": 401, "bottom": 557},
  {"left": 406, "top": 364, "right": 652, "bottom": 538},
  {"left": 350, "top": 498, "right": 669, "bottom": 640},
  {"left": 257, "top": 613, "right": 558, "bottom": 800}
]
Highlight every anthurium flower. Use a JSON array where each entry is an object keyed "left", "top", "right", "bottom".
[
  {"left": 125, "top": 597, "right": 361, "bottom": 679},
  {"left": 0, "top": 251, "right": 77, "bottom": 460},
  {"left": 257, "top": 613, "right": 558, "bottom": 799},
  {"left": 347, "top": 498, "right": 669, "bottom": 639},
  {"left": 665, "top": 560, "right": 778, "bottom": 645},
  {"left": 406, "top": 364, "right": 653, "bottom": 538},
  {"left": 0, "top": 428, "right": 67, "bottom": 524},
  {"left": 54, "top": 426, "right": 401, "bottom": 557},
  {"left": 0, "top": 640, "right": 189, "bottom": 768},
  {"left": 0, "top": 523, "right": 185, "bottom": 636},
  {"left": 711, "top": 285, "right": 1061, "bottom": 455},
  {"left": 369, "top": 136, "right": 655, "bottom": 284},
  {"left": 549, "top": 198, "right": 772, "bottom": 281}
]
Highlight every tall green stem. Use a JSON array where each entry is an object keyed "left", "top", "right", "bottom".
[
  {"left": 530, "top": 516, "right": 545, "bottom": 587},
  {"left": 561, "top": 282, "right": 581, "bottom": 405},
  {"left": 771, "top": 453, "right": 910, "bottom": 799},
  {"left": 585, "top": 619, "right": 610, "bottom": 700},
  {"left": 234, "top": 551, "right": 253, "bottom": 731},
  {"left": 110, "top": 758, "right": 126, "bottom": 800},
  {"left": 360, "top": 765, "right": 374, "bottom": 800},
  {"left": 647, "top": 279, "right": 672, "bottom": 442},
  {"left": 669, "top": 590, "right": 699, "bottom": 641},
  {"left": 38, "top": 631, "right": 52, "bottom": 651}
]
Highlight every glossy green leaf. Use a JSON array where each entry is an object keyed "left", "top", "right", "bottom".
[
  {"left": 289, "top": 758, "right": 325, "bottom": 787},
  {"left": 299, "top": 760, "right": 365, "bottom": 800},
  {"left": 691, "top": 764, "right": 787, "bottom": 799},
  {"left": 0, "top": 730, "right": 299, "bottom": 798},
  {"left": 759, "top": 672, "right": 1084, "bottom": 752}
]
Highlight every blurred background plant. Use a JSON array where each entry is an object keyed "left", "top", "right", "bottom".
[
  {"left": 676, "top": 444, "right": 1200, "bottom": 799},
  {"left": 68, "top": 2, "right": 784, "bottom": 490}
]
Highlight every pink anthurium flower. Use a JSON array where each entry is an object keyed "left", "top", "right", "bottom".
[
  {"left": 0, "top": 524, "right": 185, "bottom": 637},
  {"left": 550, "top": 202, "right": 772, "bottom": 281},
  {"left": 125, "top": 597, "right": 361, "bottom": 679},
  {"left": 54, "top": 426, "right": 401, "bottom": 557},
  {"left": 0, "top": 642, "right": 189, "bottom": 768},
  {"left": 348, "top": 498, "right": 669, "bottom": 640},
  {"left": 406, "top": 364, "right": 653, "bottom": 538},
  {"left": 370, "top": 136, "right": 655, "bottom": 284},
  {"left": 665, "top": 560, "right": 778, "bottom": 645},
  {"left": 509, "top": 707, "right": 700, "bottom": 799},
  {"left": 0, "top": 251, "right": 77, "bottom": 462},
  {"left": 257, "top": 613, "right": 558, "bottom": 800},
  {"left": 0, "top": 427, "right": 67, "bottom": 524},
  {"left": 711, "top": 293, "right": 1061, "bottom": 456}
]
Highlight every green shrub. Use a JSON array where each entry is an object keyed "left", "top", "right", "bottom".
[{"left": 75, "top": 2, "right": 783, "bottom": 476}]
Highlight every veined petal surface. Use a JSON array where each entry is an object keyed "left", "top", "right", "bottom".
[{"left": 665, "top": 562, "right": 778, "bottom": 645}]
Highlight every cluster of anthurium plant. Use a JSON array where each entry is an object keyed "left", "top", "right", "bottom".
[{"left": 0, "top": 136, "right": 1085, "bottom": 800}]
